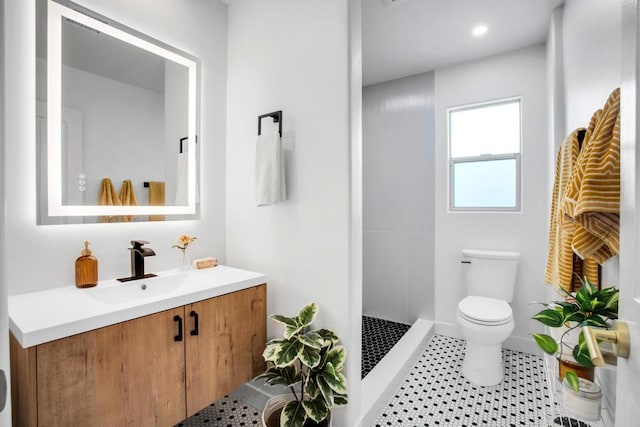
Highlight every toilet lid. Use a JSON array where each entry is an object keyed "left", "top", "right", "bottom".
[{"left": 458, "top": 296, "right": 512, "bottom": 325}]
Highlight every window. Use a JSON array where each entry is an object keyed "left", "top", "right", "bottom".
[{"left": 449, "top": 98, "right": 521, "bottom": 211}]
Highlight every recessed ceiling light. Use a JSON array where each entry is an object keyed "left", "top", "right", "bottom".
[{"left": 472, "top": 25, "right": 488, "bottom": 37}]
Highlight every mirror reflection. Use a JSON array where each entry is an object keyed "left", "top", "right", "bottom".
[{"left": 36, "top": 0, "right": 199, "bottom": 224}]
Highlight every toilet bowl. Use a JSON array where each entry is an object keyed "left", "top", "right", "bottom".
[
  {"left": 456, "top": 296, "right": 515, "bottom": 386},
  {"left": 456, "top": 249, "right": 519, "bottom": 387}
]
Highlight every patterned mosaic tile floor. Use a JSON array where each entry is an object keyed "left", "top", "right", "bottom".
[
  {"left": 362, "top": 315, "right": 411, "bottom": 378},
  {"left": 372, "top": 334, "right": 551, "bottom": 427},
  {"left": 177, "top": 334, "right": 553, "bottom": 426},
  {"left": 175, "top": 395, "right": 261, "bottom": 427}
]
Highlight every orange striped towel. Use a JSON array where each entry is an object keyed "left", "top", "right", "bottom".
[
  {"left": 544, "top": 130, "right": 599, "bottom": 292},
  {"left": 561, "top": 88, "right": 620, "bottom": 265}
]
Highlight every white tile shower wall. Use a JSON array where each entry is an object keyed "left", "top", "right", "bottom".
[
  {"left": 558, "top": 0, "right": 622, "bottom": 420},
  {"left": 376, "top": 231, "right": 409, "bottom": 322},
  {"left": 4, "top": 0, "right": 228, "bottom": 294},
  {"left": 433, "top": 45, "right": 549, "bottom": 353},
  {"left": 362, "top": 72, "right": 435, "bottom": 324},
  {"left": 225, "top": 1, "right": 358, "bottom": 425}
]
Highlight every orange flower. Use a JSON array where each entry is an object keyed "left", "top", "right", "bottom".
[{"left": 172, "top": 234, "right": 197, "bottom": 252}]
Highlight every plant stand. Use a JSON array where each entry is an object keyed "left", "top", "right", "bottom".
[{"left": 543, "top": 354, "right": 612, "bottom": 426}]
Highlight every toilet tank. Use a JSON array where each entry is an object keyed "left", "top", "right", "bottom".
[{"left": 461, "top": 249, "right": 520, "bottom": 302}]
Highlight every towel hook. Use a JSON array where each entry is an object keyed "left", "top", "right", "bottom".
[{"left": 258, "top": 110, "right": 283, "bottom": 137}]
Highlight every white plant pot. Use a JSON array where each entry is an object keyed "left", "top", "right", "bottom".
[{"left": 261, "top": 395, "right": 332, "bottom": 427}]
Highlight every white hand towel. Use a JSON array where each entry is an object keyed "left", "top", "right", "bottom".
[
  {"left": 255, "top": 121, "right": 286, "bottom": 206},
  {"left": 174, "top": 152, "right": 200, "bottom": 205},
  {"left": 175, "top": 154, "right": 188, "bottom": 206}
]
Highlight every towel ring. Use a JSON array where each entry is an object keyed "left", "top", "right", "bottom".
[{"left": 258, "top": 110, "right": 282, "bottom": 137}]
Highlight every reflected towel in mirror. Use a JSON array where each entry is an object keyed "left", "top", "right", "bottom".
[
  {"left": 148, "top": 181, "right": 165, "bottom": 221},
  {"left": 98, "top": 178, "right": 121, "bottom": 223},
  {"left": 174, "top": 153, "right": 200, "bottom": 206},
  {"left": 119, "top": 180, "right": 137, "bottom": 222}
]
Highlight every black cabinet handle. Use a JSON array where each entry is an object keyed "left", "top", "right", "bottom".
[
  {"left": 174, "top": 315, "right": 183, "bottom": 342},
  {"left": 190, "top": 310, "right": 199, "bottom": 336}
]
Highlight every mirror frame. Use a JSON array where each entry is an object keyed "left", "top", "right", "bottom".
[{"left": 46, "top": 0, "right": 199, "bottom": 218}]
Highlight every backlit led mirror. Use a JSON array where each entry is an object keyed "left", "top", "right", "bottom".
[{"left": 36, "top": 0, "right": 200, "bottom": 224}]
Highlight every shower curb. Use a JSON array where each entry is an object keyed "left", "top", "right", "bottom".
[{"left": 359, "top": 318, "right": 434, "bottom": 426}]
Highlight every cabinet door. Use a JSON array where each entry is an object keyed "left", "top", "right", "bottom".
[
  {"left": 36, "top": 306, "right": 186, "bottom": 426},
  {"left": 185, "top": 284, "right": 266, "bottom": 416}
]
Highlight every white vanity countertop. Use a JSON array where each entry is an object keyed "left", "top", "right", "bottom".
[{"left": 9, "top": 265, "right": 267, "bottom": 348}]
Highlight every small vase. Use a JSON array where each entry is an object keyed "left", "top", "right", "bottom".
[{"left": 179, "top": 252, "right": 191, "bottom": 270}]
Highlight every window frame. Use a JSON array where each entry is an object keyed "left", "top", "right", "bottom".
[{"left": 447, "top": 97, "right": 522, "bottom": 212}]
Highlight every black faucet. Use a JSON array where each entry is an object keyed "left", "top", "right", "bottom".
[{"left": 117, "top": 240, "right": 158, "bottom": 282}]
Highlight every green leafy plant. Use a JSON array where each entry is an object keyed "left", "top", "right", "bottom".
[
  {"left": 531, "top": 277, "right": 619, "bottom": 392},
  {"left": 256, "top": 303, "right": 348, "bottom": 427}
]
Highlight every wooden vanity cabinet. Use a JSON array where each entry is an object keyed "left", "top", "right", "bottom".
[
  {"left": 185, "top": 284, "right": 267, "bottom": 416},
  {"left": 36, "top": 306, "right": 186, "bottom": 426},
  {"left": 10, "top": 284, "right": 266, "bottom": 427}
]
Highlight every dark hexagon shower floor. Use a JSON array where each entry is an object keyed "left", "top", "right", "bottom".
[{"left": 362, "top": 315, "right": 412, "bottom": 379}]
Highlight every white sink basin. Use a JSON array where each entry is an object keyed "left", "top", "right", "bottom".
[
  {"left": 9, "top": 265, "right": 267, "bottom": 348},
  {"left": 85, "top": 273, "right": 187, "bottom": 305}
]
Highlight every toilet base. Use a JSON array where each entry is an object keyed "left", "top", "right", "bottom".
[
  {"left": 461, "top": 341, "right": 504, "bottom": 386},
  {"left": 456, "top": 309, "right": 514, "bottom": 387}
]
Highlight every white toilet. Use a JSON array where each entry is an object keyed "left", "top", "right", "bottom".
[{"left": 456, "top": 249, "right": 520, "bottom": 387}]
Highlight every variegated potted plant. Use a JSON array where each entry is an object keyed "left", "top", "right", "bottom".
[
  {"left": 256, "top": 303, "right": 348, "bottom": 427},
  {"left": 531, "top": 277, "right": 619, "bottom": 393}
]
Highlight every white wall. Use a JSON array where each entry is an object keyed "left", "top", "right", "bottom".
[
  {"left": 225, "top": 1, "right": 359, "bottom": 425},
  {"left": 433, "top": 45, "right": 549, "bottom": 352},
  {"left": 362, "top": 72, "right": 435, "bottom": 324},
  {"left": 5, "top": 0, "right": 227, "bottom": 295},
  {"left": 0, "top": 0, "right": 10, "bottom": 423},
  {"left": 547, "top": 7, "right": 564, "bottom": 176},
  {"left": 563, "top": 0, "right": 622, "bottom": 134},
  {"left": 557, "top": 0, "right": 622, "bottom": 420}
]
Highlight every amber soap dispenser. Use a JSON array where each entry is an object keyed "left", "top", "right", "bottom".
[{"left": 75, "top": 241, "right": 98, "bottom": 288}]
